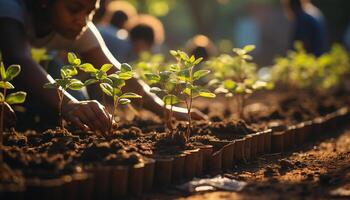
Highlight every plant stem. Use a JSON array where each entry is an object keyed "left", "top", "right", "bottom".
[
  {"left": 0, "top": 88, "right": 7, "bottom": 164},
  {"left": 57, "top": 89, "right": 64, "bottom": 130},
  {"left": 111, "top": 97, "right": 118, "bottom": 133}
]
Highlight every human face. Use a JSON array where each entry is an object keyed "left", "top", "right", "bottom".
[{"left": 51, "top": 0, "right": 99, "bottom": 40}]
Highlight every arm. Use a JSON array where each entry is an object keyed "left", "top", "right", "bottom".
[
  {"left": 81, "top": 23, "right": 206, "bottom": 120},
  {"left": 0, "top": 18, "right": 110, "bottom": 132}
]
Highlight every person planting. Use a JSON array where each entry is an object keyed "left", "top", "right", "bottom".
[{"left": 0, "top": 0, "right": 205, "bottom": 133}]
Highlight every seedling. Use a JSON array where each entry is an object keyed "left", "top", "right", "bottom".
[
  {"left": 207, "top": 45, "right": 272, "bottom": 118},
  {"left": 271, "top": 42, "right": 349, "bottom": 91},
  {"left": 43, "top": 52, "right": 85, "bottom": 130},
  {"left": 169, "top": 50, "right": 216, "bottom": 141},
  {"left": 95, "top": 63, "right": 142, "bottom": 132},
  {"left": 0, "top": 62, "right": 26, "bottom": 164},
  {"left": 145, "top": 69, "right": 178, "bottom": 131}
]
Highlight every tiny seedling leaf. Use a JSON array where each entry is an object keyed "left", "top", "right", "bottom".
[
  {"left": 5, "top": 65, "right": 21, "bottom": 81},
  {"left": 223, "top": 79, "right": 236, "bottom": 89},
  {"left": 0, "top": 81, "right": 14, "bottom": 89},
  {"left": 121, "top": 63, "right": 132, "bottom": 72},
  {"left": 101, "top": 63, "right": 113, "bottom": 72},
  {"left": 67, "top": 52, "right": 81, "bottom": 65},
  {"left": 6, "top": 91, "right": 26, "bottom": 104},
  {"left": 199, "top": 91, "right": 216, "bottom": 98},
  {"left": 120, "top": 92, "right": 142, "bottom": 99},
  {"left": 100, "top": 83, "right": 113, "bottom": 96},
  {"left": 145, "top": 73, "right": 160, "bottom": 83},
  {"left": 0, "top": 62, "right": 6, "bottom": 80},
  {"left": 243, "top": 45, "right": 255, "bottom": 53},
  {"left": 163, "top": 94, "right": 179, "bottom": 105},
  {"left": 68, "top": 80, "right": 85, "bottom": 90},
  {"left": 119, "top": 98, "right": 131, "bottom": 105},
  {"left": 150, "top": 87, "right": 162, "bottom": 93},
  {"left": 118, "top": 71, "right": 133, "bottom": 80},
  {"left": 112, "top": 79, "right": 125, "bottom": 88},
  {"left": 79, "top": 63, "right": 98, "bottom": 73},
  {"left": 84, "top": 79, "right": 98, "bottom": 86},
  {"left": 193, "top": 70, "right": 210, "bottom": 80}
]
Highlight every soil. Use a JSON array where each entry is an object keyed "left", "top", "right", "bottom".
[{"left": 145, "top": 126, "right": 350, "bottom": 199}]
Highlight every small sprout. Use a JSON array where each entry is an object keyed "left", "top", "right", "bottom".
[
  {"left": 170, "top": 50, "right": 215, "bottom": 140},
  {"left": 0, "top": 62, "right": 26, "bottom": 164},
  {"left": 207, "top": 45, "right": 272, "bottom": 118},
  {"left": 43, "top": 52, "right": 85, "bottom": 130},
  {"left": 96, "top": 63, "right": 142, "bottom": 132}
]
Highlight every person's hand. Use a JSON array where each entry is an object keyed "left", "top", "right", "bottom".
[
  {"left": 62, "top": 100, "right": 111, "bottom": 133},
  {"left": 171, "top": 108, "right": 208, "bottom": 121},
  {"left": 2, "top": 102, "right": 16, "bottom": 128}
]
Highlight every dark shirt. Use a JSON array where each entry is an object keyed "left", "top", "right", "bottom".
[{"left": 292, "top": 10, "right": 326, "bottom": 56}]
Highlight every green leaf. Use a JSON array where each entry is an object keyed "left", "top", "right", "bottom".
[
  {"left": 243, "top": 45, "right": 255, "bottom": 53},
  {"left": 101, "top": 63, "right": 113, "bottom": 72},
  {"left": 169, "top": 64, "right": 180, "bottom": 72},
  {"left": 235, "top": 84, "right": 245, "bottom": 94},
  {"left": 208, "top": 79, "right": 220, "bottom": 87},
  {"left": 43, "top": 82, "right": 58, "bottom": 89},
  {"left": 99, "top": 83, "right": 113, "bottom": 96},
  {"left": 163, "top": 95, "right": 179, "bottom": 105},
  {"left": 150, "top": 87, "right": 163, "bottom": 93},
  {"left": 6, "top": 91, "right": 26, "bottom": 104},
  {"left": 193, "top": 57, "right": 203, "bottom": 65},
  {"left": 5, "top": 65, "right": 21, "bottom": 81},
  {"left": 0, "top": 81, "right": 14, "bottom": 89},
  {"left": 120, "top": 92, "right": 142, "bottom": 99},
  {"left": 119, "top": 98, "right": 131, "bottom": 105},
  {"left": 177, "top": 69, "right": 190, "bottom": 82},
  {"left": 159, "top": 71, "right": 172, "bottom": 81},
  {"left": 193, "top": 70, "right": 210, "bottom": 80},
  {"left": 0, "top": 92, "right": 4, "bottom": 101},
  {"left": 118, "top": 71, "right": 133, "bottom": 80},
  {"left": 121, "top": 63, "right": 132, "bottom": 72},
  {"left": 79, "top": 63, "right": 97, "bottom": 73},
  {"left": 68, "top": 80, "right": 85, "bottom": 90},
  {"left": 84, "top": 79, "right": 98, "bottom": 86},
  {"left": 223, "top": 80, "right": 236, "bottom": 89},
  {"left": 67, "top": 52, "right": 81, "bottom": 65},
  {"left": 112, "top": 79, "right": 125, "bottom": 88},
  {"left": 56, "top": 79, "right": 70, "bottom": 88},
  {"left": 96, "top": 70, "right": 108, "bottom": 80},
  {"left": 169, "top": 50, "right": 178, "bottom": 57},
  {"left": 0, "top": 62, "right": 6, "bottom": 80},
  {"left": 62, "top": 66, "right": 78, "bottom": 77},
  {"left": 199, "top": 91, "right": 216, "bottom": 98},
  {"left": 113, "top": 88, "right": 122, "bottom": 97},
  {"left": 145, "top": 73, "right": 160, "bottom": 83}
]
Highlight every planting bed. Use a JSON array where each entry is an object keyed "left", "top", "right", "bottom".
[{"left": 1, "top": 89, "right": 349, "bottom": 199}]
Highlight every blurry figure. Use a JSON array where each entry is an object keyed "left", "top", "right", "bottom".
[
  {"left": 126, "top": 14, "right": 165, "bottom": 61},
  {"left": 282, "top": 0, "right": 327, "bottom": 56},
  {"left": 94, "top": 0, "right": 137, "bottom": 62},
  {"left": 186, "top": 34, "right": 217, "bottom": 61},
  {"left": 103, "top": 0, "right": 137, "bottom": 30}
]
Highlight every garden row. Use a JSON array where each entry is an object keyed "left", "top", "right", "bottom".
[{"left": 1, "top": 43, "right": 349, "bottom": 199}]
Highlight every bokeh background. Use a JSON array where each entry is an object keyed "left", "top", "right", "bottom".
[{"left": 109, "top": 0, "right": 350, "bottom": 66}]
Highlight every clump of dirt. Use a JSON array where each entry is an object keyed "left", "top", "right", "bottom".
[{"left": 0, "top": 164, "right": 25, "bottom": 192}]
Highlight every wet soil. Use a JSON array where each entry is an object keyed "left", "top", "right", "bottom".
[{"left": 146, "top": 126, "right": 350, "bottom": 200}]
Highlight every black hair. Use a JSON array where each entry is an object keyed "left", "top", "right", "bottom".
[
  {"left": 129, "top": 24, "right": 155, "bottom": 45},
  {"left": 110, "top": 11, "right": 128, "bottom": 29},
  {"left": 289, "top": 0, "right": 302, "bottom": 12}
]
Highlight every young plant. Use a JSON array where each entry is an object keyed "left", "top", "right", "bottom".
[
  {"left": 43, "top": 52, "right": 85, "bottom": 130},
  {"left": 0, "top": 63, "right": 26, "bottom": 163},
  {"left": 206, "top": 45, "right": 272, "bottom": 118},
  {"left": 145, "top": 69, "right": 178, "bottom": 131},
  {"left": 97, "top": 63, "right": 142, "bottom": 131},
  {"left": 271, "top": 42, "right": 350, "bottom": 92},
  {"left": 169, "top": 50, "right": 216, "bottom": 141}
]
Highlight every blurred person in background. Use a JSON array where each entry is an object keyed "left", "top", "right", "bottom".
[
  {"left": 95, "top": 0, "right": 136, "bottom": 62},
  {"left": 125, "top": 14, "right": 165, "bottom": 62},
  {"left": 282, "top": 0, "right": 327, "bottom": 56},
  {"left": 185, "top": 34, "right": 217, "bottom": 61}
]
